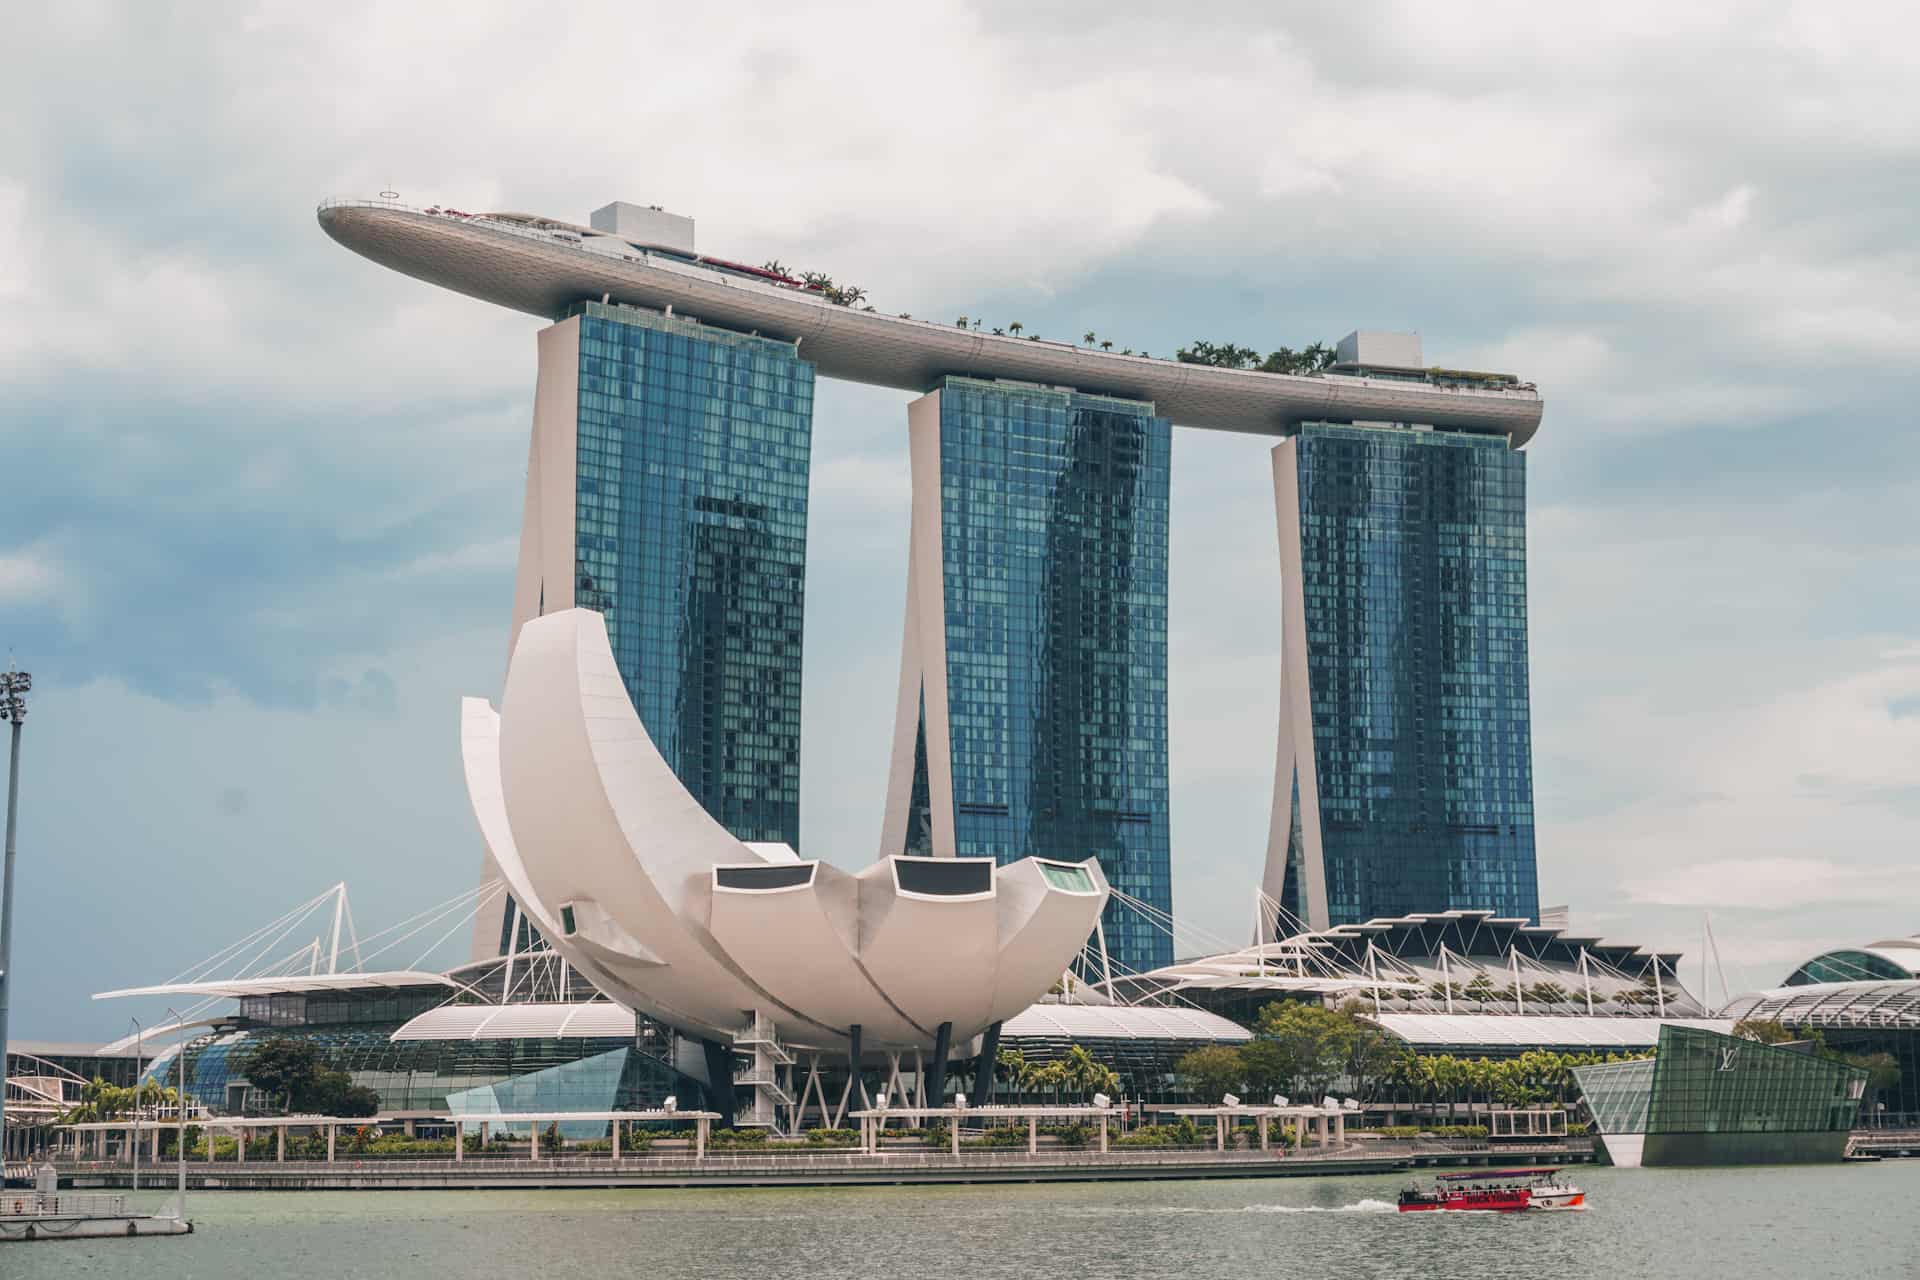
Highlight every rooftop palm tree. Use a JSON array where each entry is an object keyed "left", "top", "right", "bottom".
[
  {"left": 1100, "top": 340, "right": 1113, "bottom": 352},
  {"left": 1008, "top": 320, "right": 1024, "bottom": 336},
  {"left": 1083, "top": 330, "right": 1097, "bottom": 345}
]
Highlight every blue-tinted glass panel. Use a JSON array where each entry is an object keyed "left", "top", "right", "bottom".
[
  {"left": 569, "top": 302, "right": 815, "bottom": 846},
  {"left": 1286, "top": 422, "right": 1539, "bottom": 925},
  {"left": 911, "top": 377, "right": 1173, "bottom": 973}
]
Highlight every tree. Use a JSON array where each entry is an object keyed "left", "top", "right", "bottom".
[
  {"left": 1461, "top": 975, "right": 1499, "bottom": 1007},
  {"left": 955, "top": 315, "right": 970, "bottom": 328},
  {"left": 1176, "top": 339, "right": 1260, "bottom": 369},
  {"left": 1238, "top": 1039, "right": 1289, "bottom": 1098},
  {"left": 1100, "top": 340, "right": 1113, "bottom": 352},
  {"left": 1527, "top": 981, "right": 1572, "bottom": 1007},
  {"left": 1083, "top": 330, "right": 1097, "bottom": 345},
  {"left": 1732, "top": 1017, "right": 1798, "bottom": 1044},
  {"left": 761, "top": 259, "right": 790, "bottom": 278},
  {"left": 1175, "top": 1046, "right": 1246, "bottom": 1103},
  {"left": 1007, "top": 321, "right": 1024, "bottom": 336},
  {"left": 239, "top": 1038, "right": 379, "bottom": 1116},
  {"left": 1335, "top": 1002, "right": 1401, "bottom": 1103},
  {"left": 1252, "top": 1001, "right": 1351, "bottom": 1101},
  {"left": 239, "top": 1040, "right": 325, "bottom": 1111}
]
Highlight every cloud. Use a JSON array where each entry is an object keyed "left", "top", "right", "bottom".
[
  {"left": 5, "top": 2, "right": 1920, "bottom": 1035},
  {"left": 1629, "top": 858, "right": 1899, "bottom": 910},
  {"left": 0, "top": 543, "right": 57, "bottom": 604}
]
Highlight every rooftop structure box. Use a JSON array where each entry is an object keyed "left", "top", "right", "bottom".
[
  {"left": 590, "top": 201, "right": 695, "bottom": 255},
  {"left": 1336, "top": 329, "right": 1424, "bottom": 370}
]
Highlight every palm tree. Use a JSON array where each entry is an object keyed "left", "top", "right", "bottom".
[
  {"left": 762, "top": 259, "right": 790, "bottom": 278},
  {"left": 1100, "top": 340, "right": 1113, "bottom": 352},
  {"left": 837, "top": 285, "right": 867, "bottom": 307},
  {"left": 1008, "top": 321, "right": 1024, "bottom": 336},
  {"left": 991, "top": 327, "right": 1005, "bottom": 336},
  {"left": 1083, "top": 330, "right": 1097, "bottom": 345},
  {"left": 955, "top": 315, "right": 970, "bottom": 328}
]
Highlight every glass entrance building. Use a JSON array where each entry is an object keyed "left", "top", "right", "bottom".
[
  {"left": 1574, "top": 1024, "right": 1867, "bottom": 1166},
  {"left": 883, "top": 377, "right": 1173, "bottom": 973}
]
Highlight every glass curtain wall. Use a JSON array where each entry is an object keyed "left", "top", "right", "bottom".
[
  {"left": 567, "top": 301, "right": 815, "bottom": 846},
  {"left": 911, "top": 377, "right": 1173, "bottom": 973},
  {"left": 1284, "top": 422, "right": 1538, "bottom": 925}
]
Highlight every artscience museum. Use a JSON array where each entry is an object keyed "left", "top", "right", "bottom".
[{"left": 464, "top": 607, "right": 1113, "bottom": 1125}]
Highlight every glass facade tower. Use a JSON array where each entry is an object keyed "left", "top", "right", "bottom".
[
  {"left": 565, "top": 302, "right": 815, "bottom": 846},
  {"left": 478, "top": 300, "right": 816, "bottom": 958},
  {"left": 884, "top": 377, "right": 1173, "bottom": 974},
  {"left": 1267, "top": 420, "right": 1538, "bottom": 930}
]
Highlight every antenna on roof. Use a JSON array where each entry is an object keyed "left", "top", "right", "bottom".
[{"left": 379, "top": 188, "right": 399, "bottom": 202}]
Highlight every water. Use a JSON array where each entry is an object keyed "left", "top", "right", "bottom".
[{"left": 11, "top": 1164, "right": 1918, "bottom": 1278}]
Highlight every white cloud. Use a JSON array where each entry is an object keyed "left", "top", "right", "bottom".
[
  {"left": 1629, "top": 857, "right": 1899, "bottom": 910},
  {"left": 0, "top": 543, "right": 57, "bottom": 604}
]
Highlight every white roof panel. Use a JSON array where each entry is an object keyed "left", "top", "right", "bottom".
[
  {"left": 391, "top": 1002, "right": 637, "bottom": 1042},
  {"left": 1370, "top": 1014, "right": 1733, "bottom": 1049},
  {"left": 1001, "top": 1004, "right": 1251, "bottom": 1043},
  {"left": 94, "top": 971, "right": 456, "bottom": 1001}
]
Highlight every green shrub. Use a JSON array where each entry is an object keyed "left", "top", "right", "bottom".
[
  {"left": 805, "top": 1128, "right": 859, "bottom": 1147},
  {"left": 708, "top": 1127, "right": 770, "bottom": 1150},
  {"left": 1565, "top": 1121, "right": 1589, "bottom": 1137}
]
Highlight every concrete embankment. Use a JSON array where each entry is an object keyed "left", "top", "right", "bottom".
[{"left": 55, "top": 1145, "right": 1593, "bottom": 1192}]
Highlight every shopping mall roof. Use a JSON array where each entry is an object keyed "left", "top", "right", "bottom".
[
  {"left": 1000, "top": 1004, "right": 1252, "bottom": 1043},
  {"left": 93, "top": 971, "right": 457, "bottom": 1001},
  {"left": 1721, "top": 980, "right": 1920, "bottom": 1029},
  {"left": 391, "top": 1001, "right": 638, "bottom": 1041},
  {"left": 317, "top": 201, "right": 1544, "bottom": 445},
  {"left": 1370, "top": 1014, "right": 1734, "bottom": 1051}
]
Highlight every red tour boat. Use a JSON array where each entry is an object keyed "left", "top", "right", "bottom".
[{"left": 1397, "top": 1167, "right": 1585, "bottom": 1213}]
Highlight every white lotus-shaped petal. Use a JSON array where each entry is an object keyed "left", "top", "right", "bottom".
[{"left": 466, "top": 608, "right": 1109, "bottom": 1051}]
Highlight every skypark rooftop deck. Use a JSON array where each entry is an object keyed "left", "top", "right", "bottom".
[{"left": 318, "top": 200, "right": 1544, "bottom": 445}]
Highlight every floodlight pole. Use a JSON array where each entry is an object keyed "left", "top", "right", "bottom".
[{"left": 0, "top": 665, "right": 31, "bottom": 1165}]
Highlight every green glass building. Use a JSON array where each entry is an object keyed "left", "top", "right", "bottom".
[{"left": 1574, "top": 1023, "right": 1867, "bottom": 1166}]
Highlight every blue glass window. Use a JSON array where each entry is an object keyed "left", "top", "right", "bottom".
[
  {"left": 1285, "top": 422, "right": 1539, "bottom": 925},
  {"left": 567, "top": 302, "right": 815, "bottom": 847}
]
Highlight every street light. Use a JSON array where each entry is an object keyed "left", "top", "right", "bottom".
[{"left": 0, "top": 662, "right": 30, "bottom": 1167}]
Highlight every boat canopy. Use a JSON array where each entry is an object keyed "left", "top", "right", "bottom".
[{"left": 1436, "top": 1167, "right": 1562, "bottom": 1181}]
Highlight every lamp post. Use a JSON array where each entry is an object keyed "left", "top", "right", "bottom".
[
  {"left": 0, "top": 664, "right": 30, "bottom": 1167},
  {"left": 164, "top": 1007, "right": 188, "bottom": 1221}
]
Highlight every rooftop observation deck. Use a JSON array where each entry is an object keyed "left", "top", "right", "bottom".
[{"left": 317, "top": 200, "right": 1544, "bottom": 446}]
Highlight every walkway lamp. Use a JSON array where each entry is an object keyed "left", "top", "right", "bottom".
[
  {"left": 0, "top": 663, "right": 30, "bottom": 1165},
  {"left": 163, "top": 1007, "right": 189, "bottom": 1222}
]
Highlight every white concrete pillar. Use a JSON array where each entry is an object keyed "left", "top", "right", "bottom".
[
  {"left": 455, "top": 1121, "right": 465, "bottom": 1163},
  {"left": 696, "top": 1118, "right": 709, "bottom": 1161},
  {"left": 951, "top": 1113, "right": 960, "bottom": 1157},
  {"left": 276, "top": 1125, "right": 286, "bottom": 1163},
  {"left": 403, "top": 1118, "right": 415, "bottom": 1137},
  {"left": 1217, "top": 1114, "right": 1227, "bottom": 1151},
  {"left": 1099, "top": 1114, "right": 1109, "bottom": 1154},
  {"left": 1027, "top": 1115, "right": 1037, "bottom": 1155},
  {"left": 1259, "top": 1116, "right": 1270, "bottom": 1151},
  {"left": 236, "top": 1126, "right": 246, "bottom": 1163},
  {"left": 1335, "top": 1113, "right": 1346, "bottom": 1146},
  {"left": 531, "top": 1124, "right": 540, "bottom": 1161},
  {"left": 326, "top": 1124, "right": 336, "bottom": 1163},
  {"left": 611, "top": 1121, "right": 620, "bottom": 1160}
]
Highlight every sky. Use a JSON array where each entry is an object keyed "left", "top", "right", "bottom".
[{"left": 4, "top": 2, "right": 1918, "bottom": 1041}]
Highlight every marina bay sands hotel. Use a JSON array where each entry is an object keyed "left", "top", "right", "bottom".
[{"left": 319, "top": 198, "right": 1546, "bottom": 976}]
